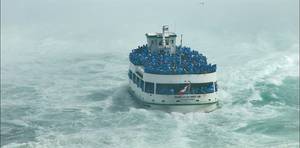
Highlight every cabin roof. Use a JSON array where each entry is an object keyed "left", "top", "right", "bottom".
[{"left": 146, "top": 32, "right": 177, "bottom": 38}]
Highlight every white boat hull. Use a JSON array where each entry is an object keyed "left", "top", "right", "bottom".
[{"left": 128, "top": 81, "right": 219, "bottom": 113}]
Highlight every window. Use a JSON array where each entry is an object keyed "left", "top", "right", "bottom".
[
  {"left": 155, "top": 82, "right": 215, "bottom": 95},
  {"left": 214, "top": 82, "right": 218, "bottom": 92},
  {"left": 171, "top": 40, "right": 174, "bottom": 44},
  {"left": 190, "top": 82, "right": 214, "bottom": 94},
  {"left": 140, "top": 80, "right": 144, "bottom": 90},
  {"left": 166, "top": 40, "right": 169, "bottom": 45},
  {"left": 132, "top": 74, "right": 137, "bottom": 84},
  {"left": 159, "top": 40, "right": 162, "bottom": 46},
  {"left": 156, "top": 83, "right": 185, "bottom": 95},
  {"left": 145, "top": 82, "right": 154, "bottom": 94},
  {"left": 128, "top": 70, "right": 132, "bottom": 80},
  {"left": 136, "top": 76, "right": 140, "bottom": 87}
]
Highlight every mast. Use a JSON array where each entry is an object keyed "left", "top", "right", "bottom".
[{"left": 162, "top": 25, "right": 168, "bottom": 47}]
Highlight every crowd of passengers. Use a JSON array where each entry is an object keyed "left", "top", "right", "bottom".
[{"left": 129, "top": 45, "right": 217, "bottom": 74}]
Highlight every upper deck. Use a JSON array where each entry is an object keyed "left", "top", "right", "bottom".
[
  {"left": 129, "top": 26, "right": 217, "bottom": 76},
  {"left": 129, "top": 45, "right": 217, "bottom": 75}
]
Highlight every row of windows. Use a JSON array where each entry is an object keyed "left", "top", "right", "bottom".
[
  {"left": 156, "top": 83, "right": 215, "bottom": 95},
  {"left": 151, "top": 39, "right": 174, "bottom": 46},
  {"left": 128, "top": 70, "right": 217, "bottom": 95},
  {"left": 129, "top": 70, "right": 154, "bottom": 93}
]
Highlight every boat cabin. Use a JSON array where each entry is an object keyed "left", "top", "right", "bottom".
[{"left": 146, "top": 25, "right": 177, "bottom": 54}]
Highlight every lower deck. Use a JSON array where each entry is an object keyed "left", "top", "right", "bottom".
[
  {"left": 128, "top": 84, "right": 219, "bottom": 113},
  {"left": 129, "top": 79, "right": 218, "bottom": 105}
]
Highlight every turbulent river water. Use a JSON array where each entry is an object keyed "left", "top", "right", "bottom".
[{"left": 1, "top": 0, "right": 299, "bottom": 147}]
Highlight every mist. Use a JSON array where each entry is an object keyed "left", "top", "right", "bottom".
[{"left": 2, "top": 0, "right": 298, "bottom": 61}]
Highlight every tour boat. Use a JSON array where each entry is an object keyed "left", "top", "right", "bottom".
[{"left": 128, "top": 26, "right": 218, "bottom": 112}]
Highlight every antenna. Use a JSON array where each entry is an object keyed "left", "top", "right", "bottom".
[{"left": 180, "top": 34, "right": 183, "bottom": 47}]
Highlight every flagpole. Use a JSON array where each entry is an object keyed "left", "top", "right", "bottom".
[{"left": 188, "top": 81, "right": 191, "bottom": 94}]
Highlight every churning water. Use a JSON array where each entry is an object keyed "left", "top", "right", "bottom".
[{"left": 1, "top": 0, "right": 299, "bottom": 147}]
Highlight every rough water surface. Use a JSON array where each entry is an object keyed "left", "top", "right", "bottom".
[{"left": 1, "top": 0, "right": 299, "bottom": 147}]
